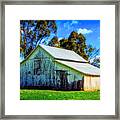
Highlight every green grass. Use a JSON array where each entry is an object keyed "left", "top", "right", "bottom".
[{"left": 20, "top": 89, "right": 100, "bottom": 100}]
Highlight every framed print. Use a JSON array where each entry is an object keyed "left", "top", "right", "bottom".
[{"left": 0, "top": 0, "right": 119, "bottom": 119}]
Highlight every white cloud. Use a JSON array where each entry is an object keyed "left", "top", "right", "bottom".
[
  {"left": 58, "top": 37, "right": 63, "bottom": 40},
  {"left": 89, "top": 55, "right": 100, "bottom": 63},
  {"left": 78, "top": 28, "right": 93, "bottom": 34},
  {"left": 95, "top": 55, "right": 100, "bottom": 59},
  {"left": 63, "top": 22, "right": 69, "bottom": 28},
  {"left": 71, "top": 20, "right": 78, "bottom": 25},
  {"left": 97, "top": 36, "right": 100, "bottom": 40}
]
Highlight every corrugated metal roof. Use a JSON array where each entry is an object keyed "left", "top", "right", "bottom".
[
  {"left": 56, "top": 60, "right": 100, "bottom": 76},
  {"left": 40, "top": 44, "right": 87, "bottom": 63}
]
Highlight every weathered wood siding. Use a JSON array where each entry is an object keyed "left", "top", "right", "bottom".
[
  {"left": 54, "top": 61, "right": 84, "bottom": 90},
  {"left": 20, "top": 46, "right": 55, "bottom": 89},
  {"left": 84, "top": 76, "right": 100, "bottom": 91}
]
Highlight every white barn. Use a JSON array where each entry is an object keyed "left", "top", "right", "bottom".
[{"left": 20, "top": 44, "right": 100, "bottom": 91}]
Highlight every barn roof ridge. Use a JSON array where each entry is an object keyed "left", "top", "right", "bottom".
[
  {"left": 21, "top": 44, "right": 88, "bottom": 64},
  {"left": 40, "top": 44, "right": 88, "bottom": 63}
]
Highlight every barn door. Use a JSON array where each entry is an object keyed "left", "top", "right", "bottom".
[
  {"left": 56, "top": 70, "right": 68, "bottom": 90},
  {"left": 77, "top": 77, "right": 84, "bottom": 91}
]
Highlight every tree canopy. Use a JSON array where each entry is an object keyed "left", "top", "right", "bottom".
[
  {"left": 20, "top": 20, "right": 57, "bottom": 58},
  {"left": 48, "top": 36, "right": 60, "bottom": 48},
  {"left": 60, "top": 31, "right": 88, "bottom": 60}
]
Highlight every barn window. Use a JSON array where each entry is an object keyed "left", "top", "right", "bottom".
[{"left": 34, "top": 59, "right": 41, "bottom": 75}]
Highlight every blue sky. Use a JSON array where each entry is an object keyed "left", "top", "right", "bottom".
[{"left": 49, "top": 20, "right": 100, "bottom": 50}]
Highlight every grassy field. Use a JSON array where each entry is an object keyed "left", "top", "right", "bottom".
[{"left": 20, "top": 89, "right": 100, "bottom": 100}]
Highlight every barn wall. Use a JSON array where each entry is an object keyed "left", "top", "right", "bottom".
[
  {"left": 20, "top": 46, "right": 100, "bottom": 91},
  {"left": 20, "top": 47, "right": 56, "bottom": 89},
  {"left": 84, "top": 76, "right": 100, "bottom": 91},
  {"left": 54, "top": 61, "right": 84, "bottom": 90}
]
